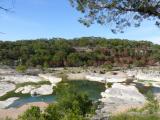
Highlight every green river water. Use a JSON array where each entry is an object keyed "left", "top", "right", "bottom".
[{"left": 8, "top": 80, "right": 105, "bottom": 108}]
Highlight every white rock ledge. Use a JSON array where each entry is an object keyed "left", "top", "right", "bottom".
[
  {"left": 0, "top": 75, "right": 43, "bottom": 84},
  {"left": 30, "top": 85, "right": 53, "bottom": 96},
  {"left": 0, "top": 97, "right": 19, "bottom": 109},
  {"left": 100, "top": 83, "right": 146, "bottom": 114},
  {"left": 0, "top": 82, "right": 16, "bottom": 97},
  {"left": 38, "top": 74, "right": 62, "bottom": 86},
  {"left": 15, "top": 85, "right": 36, "bottom": 94},
  {"left": 15, "top": 85, "right": 53, "bottom": 96}
]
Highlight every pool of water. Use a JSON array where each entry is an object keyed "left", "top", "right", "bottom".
[
  {"left": 7, "top": 95, "right": 56, "bottom": 108},
  {"left": 7, "top": 80, "right": 105, "bottom": 108}
]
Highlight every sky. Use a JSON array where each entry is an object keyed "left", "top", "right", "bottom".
[{"left": 0, "top": 0, "right": 160, "bottom": 44}]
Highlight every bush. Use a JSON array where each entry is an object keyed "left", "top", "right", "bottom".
[
  {"left": 16, "top": 65, "right": 27, "bottom": 73},
  {"left": 146, "top": 90, "right": 160, "bottom": 113},
  {"left": 107, "top": 82, "right": 113, "bottom": 88},
  {"left": 18, "top": 106, "right": 43, "bottom": 120},
  {"left": 102, "top": 64, "right": 113, "bottom": 71},
  {"left": 110, "top": 113, "right": 160, "bottom": 120}
]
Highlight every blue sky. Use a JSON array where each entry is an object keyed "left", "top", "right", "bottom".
[{"left": 0, "top": 0, "right": 160, "bottom": 44}]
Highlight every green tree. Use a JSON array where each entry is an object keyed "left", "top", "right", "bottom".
[
  {"left": 52, "top": 51, "right": 67, "bottom": 67},
  {"left": 70, "top": 0, "right": 160, "bottom": 33},
  {"left": 55, "top": 82, "right": 93, "bottom": 116},
  {"left": 67, "top": 53, "right": 83, "bottom": 66},
  {"left": 44, "top": 104, "right": 63, "bottom": 120},
  {"left": 62, "top": 110, "right": 85, "bottom": 120}
]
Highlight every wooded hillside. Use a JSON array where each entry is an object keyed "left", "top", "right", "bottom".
[{"left": 0, "top": 37, "right": 159, "bottom": 68}]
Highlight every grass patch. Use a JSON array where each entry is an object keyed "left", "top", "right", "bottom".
[
  {"left": 138, "top": 79, "right": 156, "bottom": 83},
  {"left": 0, "top": 90, "right": 30, "bottom": 101},
  {"left": 16, "top": 81, "right": 51, "bottom": 88},
  {"left": 57, "top": 73, "right": 68, "bottom": 81},
  {"left": 109, "top": 113, "right": 160, "bottom": 120}
]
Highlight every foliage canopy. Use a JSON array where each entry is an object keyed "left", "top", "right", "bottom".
[
  {"left": 70, "top": 0, "right": 160, "bottom": 33},
  {"left": 0, "top": 37, "right": 159, "bottom": 68}
]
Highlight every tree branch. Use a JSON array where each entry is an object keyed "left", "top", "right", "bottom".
[
  {"left": 0, "top": 6, "right": 9, "bottom": 11},
  {"left": 97, "top": 3, "right": 160, "bottom": 18}
]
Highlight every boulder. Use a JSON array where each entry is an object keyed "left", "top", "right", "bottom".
[{"left": 30, "top": 85, "right": 53, "bottom": 96}]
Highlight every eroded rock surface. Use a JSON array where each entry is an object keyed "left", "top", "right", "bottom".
[
  {"left": 0, "top": 97, "right": 19, "bottom": 109},
  {"left": 96, "top": 83, "right": 146, "bottom": 118},
  {"left": 0, "top": 82, "right": 16, "bottom": 97},
  {"left": 0, "top": 75, "right": 43, "bottom": 84},
  {"left": 15, "top": 85, "right": 36, "bottom": 94},
  {"left": 30, "top": 85, "right": 53, "bottom": 96},
  {"left": 15, "top": 85, "right": 53, "bottom": 96},
  {"left": 126, "top": 69, "right": 160, "bottom": 81},
  {"left": 39, "top": 74, "right": 62, "bottom": 86}
]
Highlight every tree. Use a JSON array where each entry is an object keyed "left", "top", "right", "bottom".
[
  {"left": 44, "top": 104, "right": 63, "bottom": 120},
  {"left": 0, "top": 0, "right": 14, "bottom": 13},
  {"left": 0, "top": 37, "right": 159, "bottom": 67},
  {"left": 0, "top": 6, "right": 9, "bottom": 11},
  {"left": 69, "top": 0, "right": 160, "bottom": 33},
  {"left": 18, "top": 106, "right": 43, "bottom": 120},
  {"left": 54, "top": 82, "right": 93, "bottom": 117},
  {"left": 67, "top": 53, "right": 83, "bottom": 66},
  {"left": 52, "top": 51, "right": 67, "bottom": 67}
]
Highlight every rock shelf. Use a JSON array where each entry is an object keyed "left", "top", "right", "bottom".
[
  {"left": 95, "top": 83, "right": 146, "bottom": 118},
  {"left": 0, "top": 82, "right": 16, "bottom": 97}
]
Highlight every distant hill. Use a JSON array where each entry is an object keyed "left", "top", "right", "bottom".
[{"left": 0, "top": 37, "right": 159, "bottom": 68}]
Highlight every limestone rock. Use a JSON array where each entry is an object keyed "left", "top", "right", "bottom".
[
  {"left": 39, "top": 74, "right": 62, "bottom": 86},
  {"left": 0, "top": 97, "right": 19, "bottom": 109},
  {"left": 15, "top": 85, "right": 35, "bottom": 94},
  {"left": 0, "top": 82, "right": 16, "bottom": 97},
  {"left": 30, "top": 85, "right": 53, "bottom": 96},
  {"left": 1, "top": 75, "right": 43, "bottom": 84},
  {"left": 99, "top": 83, "right": 146, "bottom": 115}
]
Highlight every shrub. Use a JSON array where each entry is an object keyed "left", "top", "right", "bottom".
[
  {"left": 110, "top": 113, "right": 160, "bottom": 120},
  {"left": 18, "top": 106, "right": 43, "bottom": 120},
  {"left": 146, "top": 90, "right": 160, "bottom": 113},
  {"left": 107, "top": 82, "right": 113, "bottom": 88},
  {"left": 102, "top": 64, "right": 113, "bottom": 71},
  {"left": 16, "top": 65, "right": 27, "bottom": 73}
]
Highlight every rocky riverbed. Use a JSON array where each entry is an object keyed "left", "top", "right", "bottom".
[
  {"left": 0, "top": 68, "right": 62, "bottom": 108},
  {"left": 94, "top": 83, "right": 146, "bottom": 119},
  {"left": 0, "top": 66, "right": 160, "bottom": 119}
]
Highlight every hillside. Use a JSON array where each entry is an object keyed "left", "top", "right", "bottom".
[{"left": 0, "top": 37, "right": 160, "bottom": 68}]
